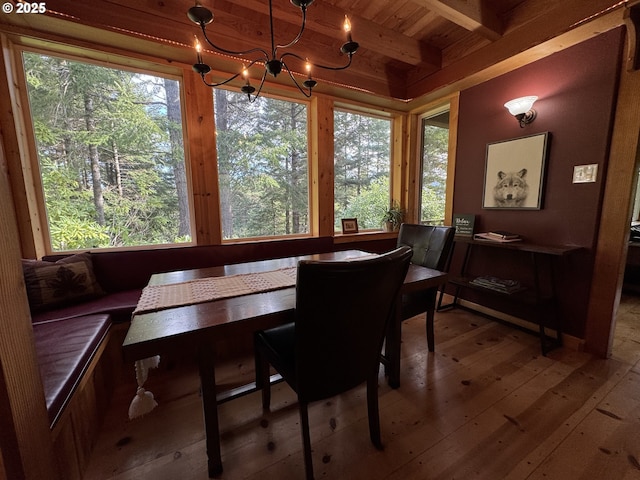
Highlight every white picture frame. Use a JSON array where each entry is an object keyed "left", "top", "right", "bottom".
[{"left": 482, "top": 132, "right": 550, "bottom": 210}]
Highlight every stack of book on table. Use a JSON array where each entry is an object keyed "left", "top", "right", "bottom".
[
  {"left": 473, "top": 230, "right": 522, "bottom": 242},
  {"left": 470, "top": 275, "right": 524, "bottom": 294}
]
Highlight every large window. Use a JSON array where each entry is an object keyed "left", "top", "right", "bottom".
[
  {"left": 334, "top": 109, "right": 391, "bottom": 231},
  {"left": 419, "top": 109, "right": 450, "bottom": 225},
  {"left": 213, "top": 90, "right": 309, "bottom": 240},
  {"left": 22, "top": 52, "right": 191, "bottom": 251}
]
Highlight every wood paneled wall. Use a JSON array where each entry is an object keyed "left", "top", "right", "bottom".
[
  {"left": 585, "top": 30, "right": 640, "bottom": 357},
  {"left": 0, "top": 109, "right": 57, "bottom": 479}
]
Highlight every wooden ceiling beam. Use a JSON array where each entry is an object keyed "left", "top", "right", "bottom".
[
  {"left": 406, "top": 0, "right": 626, "bottom": 100},
  {"left": 234, "top": 0, "right": 441, "bottom": 69},
  {"left": 418, "top": 0, "right": 503, "bottom": 40}
]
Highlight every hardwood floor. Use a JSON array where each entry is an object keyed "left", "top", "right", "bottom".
[{"left": 83, "top": 295, "right": 640, "bottom": 479}]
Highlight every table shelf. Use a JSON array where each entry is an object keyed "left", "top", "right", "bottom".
[
  {"left": 440, "top": 236, "right": 582, "bottom": 355},
  {"left": 449, "top": 277, "right": 537, "bottom": 304}
]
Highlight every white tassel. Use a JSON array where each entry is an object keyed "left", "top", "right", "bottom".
[
  {"left": 134, "top": 355, "right": 160, "bottom": 386},
  {"left": 128, "top": 355, "right": 161, "bottom": 420},
  {"left": 128, "top": 387, "right": 158, "bottom": 420}
]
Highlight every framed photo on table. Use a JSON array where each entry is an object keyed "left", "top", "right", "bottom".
[
  {"left": 482, "top": 132, "right": 549, "bottom": 210},
  {"left": 341, "top": 218, "right": 359, "bottom": 234}
]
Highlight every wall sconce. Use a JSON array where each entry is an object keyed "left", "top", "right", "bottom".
[{"left": 504, "top": 96, "right": 538, "bottom": 128}]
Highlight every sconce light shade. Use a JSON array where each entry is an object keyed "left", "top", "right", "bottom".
[{"left": 504, "top": 96, "right": 538, "bottom": 128}]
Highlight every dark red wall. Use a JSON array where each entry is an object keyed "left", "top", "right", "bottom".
[{"left": 450, "top": 28, "right": 624, "bottom": 337}]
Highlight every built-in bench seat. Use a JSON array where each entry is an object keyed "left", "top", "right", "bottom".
[
  {"left": 31, "top": 290, "right": 142, "bottom": 325},
  {"left": 33, "top": 314, "right": 112, "bottom": 426}
]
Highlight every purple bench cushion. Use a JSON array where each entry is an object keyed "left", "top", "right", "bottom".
[
  {"left": 34, "top": 314, "right": 111, "bottom": 426},
  {"left": 30, "top": 290, "right": 141, "bottom": 325}
]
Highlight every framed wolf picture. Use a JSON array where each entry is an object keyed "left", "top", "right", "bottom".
[{"left": 482, "top": 132, "right": 550, "bottom": 210}]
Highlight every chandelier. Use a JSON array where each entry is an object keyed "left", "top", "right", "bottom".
[{"left": 187, "top": 0, "right": 359, "bottom": 101}]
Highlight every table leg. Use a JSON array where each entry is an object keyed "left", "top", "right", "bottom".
[
  {"left": 426, "top": 289, "right": 437, "bottom": 353},
  {"left": 198, "top": 343, "right": 223, "bottom": 477},
  {"left": 386, "top": 302, "right": 402, "bottom": 389}
]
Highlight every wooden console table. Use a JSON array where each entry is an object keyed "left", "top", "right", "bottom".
[{"left": 438, "top": 236, "right": 582, "bottom": 355}]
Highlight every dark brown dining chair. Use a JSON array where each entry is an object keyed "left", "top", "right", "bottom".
[
  {"left": 396, "top": 223, "right": 455, "bottom": 352},
  {"left": 254, "top": 246, "right": 412, "bottom": 480}
]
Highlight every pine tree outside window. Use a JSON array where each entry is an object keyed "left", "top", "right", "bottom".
[
  {"left": 419, "top": 109, "right": 450, "bottom": 225},
  {"left": 213, "top": 89, "right": 309, "bottom": 240},
  {"left": 22, "top": 51, "right": 192, "bottom": 251},
  {"left": 334, "top": 109, "right": 391, "bottom": 231}
]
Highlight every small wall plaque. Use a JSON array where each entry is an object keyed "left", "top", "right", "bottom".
[
  {"left": 573, "top": 164, "right": 598, "bottom": 183},
  {"left": 452, "top": 213, "right": 475, "bottom": 236}
]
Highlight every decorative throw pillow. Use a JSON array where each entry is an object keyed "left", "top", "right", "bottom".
[{"left": 22, "top": 253, "right": 105, "bottom": 312}]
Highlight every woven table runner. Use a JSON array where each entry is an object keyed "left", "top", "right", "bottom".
[{"left": 134, "top": 266, "right": 298, "bottom": 315}]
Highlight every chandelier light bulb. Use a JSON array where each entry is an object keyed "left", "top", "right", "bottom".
[
  {"left": 344, "top": 15, "right": 352, "bottom": 33},
  {"left": 194, "top": 36, "right": 203, "bottom": 63},
  {"left": 344, "top": 15, "right": 353, "bottom": 42}
]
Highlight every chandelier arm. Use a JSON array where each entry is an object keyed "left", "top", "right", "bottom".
[
  {"left": 188, "top": 2, "right": 355, "bottom": 100},
  {"left": 200, "top": 71, "right": 244, "bottom": 88},
  {"left": 280, "top": 51, "right": 354, "bottom": 72},
  {"left": 200, "top": 24, "right": 270, "bottom": 59},
  {"left": 246, "top": 69, "right": 269, "bottom": 103},
  {"left": 199, "top": 58, "right": 265, "bottom": 88},
  {"left": 275, "top": 6, "right": 307, "bottom": 53},
  {"left": 281, "top": 61, "right": 313, "bottom": 98},
  {"left": 310, "top": 54, "right": 354, "bottom": 72}
]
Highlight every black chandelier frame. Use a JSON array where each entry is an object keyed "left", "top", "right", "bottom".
[{"left": 188, "top": 0, "right": 359, "bottom": 101}]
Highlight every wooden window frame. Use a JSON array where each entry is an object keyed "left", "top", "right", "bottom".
[
  {"left": 409, "top": 94, "right": 460, "bottom": 227},
  {"left": 2, "top": 31, "right": 413, "bottom": 256},
  {"left": 8, "top": 40, "right": 198, "bottom": 256},
  {"left": 332, "top": 103, "right": 402, "bottom": 235}
]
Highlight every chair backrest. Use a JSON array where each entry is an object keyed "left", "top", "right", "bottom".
[
  {"left": 396, "top": 224, "right": 455, "bottom": 271},
  {"left": 293, "top": 246, "right": 412, "bottom": 402}
]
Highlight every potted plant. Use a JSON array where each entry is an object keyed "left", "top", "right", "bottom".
[{"left": 382, "top": 201, "right": 404, "bottom": 231}]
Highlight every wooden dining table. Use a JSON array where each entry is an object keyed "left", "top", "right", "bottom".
[{"left": 122, "top": 249, "right": 447, "bottom": 477}]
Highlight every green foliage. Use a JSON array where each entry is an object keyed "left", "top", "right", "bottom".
[
  {"left": 214, "top": 90, "right": 309, "bottom": 239},
  {"left": 382, "top": 201, "right": 404, "bottom": 230},
  {"left": 49, "top": 217, "right": 110, "bottom": 251},
  {"left": 334, "top": 110, "right": 391, "bottom": 230},
  {"left": 23, "top": 52, "right": 191, "bottom": 251},
  {"left": 421, "top": 188, "right": 445, "bottom": 225},
  {"left": 337, "top": 177, "right": 390, "bottom": 230},
  {"left": 41, "top": 158, "right": 110, "bottom": 249},
  {"left": 420, "top": 123, "right": 449, "bottom": 224}
]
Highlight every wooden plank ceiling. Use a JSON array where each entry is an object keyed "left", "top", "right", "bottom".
[{"left": 4, "top": 0, "right": 627, "bottom": 100}]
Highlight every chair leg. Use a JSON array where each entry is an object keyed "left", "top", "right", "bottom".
[
  {"left": 299, "top": 400, "right": 315, "bottom": 480},
  {"left": 253, "top": 338, "right": 271, "bottom": 410},
  {"left": 366, "top": 376, "right": 383, "bottom": 450}
]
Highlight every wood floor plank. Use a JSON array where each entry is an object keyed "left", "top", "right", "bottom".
[
  {"left": 382, "top": 358, "right": 580, "bottom": 479},
  {"left": 83, "top": 299, "right": 640, "bottom": 480},
  {"left": 524, "top": 368, "right": 640, "bottom": 479}
]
